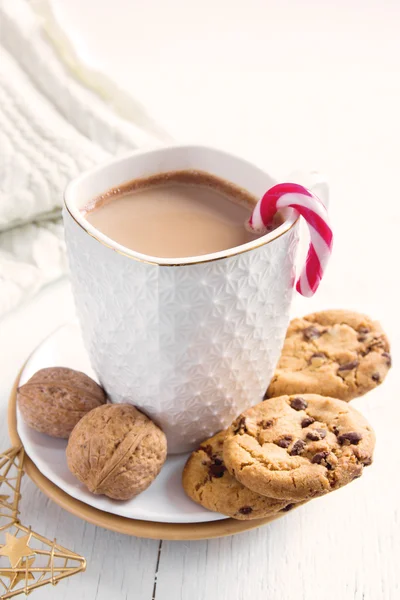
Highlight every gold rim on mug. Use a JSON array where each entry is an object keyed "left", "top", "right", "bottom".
[{"left": 8, "top": 368, "right": 284, "bottom": 541}]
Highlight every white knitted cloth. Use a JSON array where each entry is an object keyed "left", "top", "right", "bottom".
[{"left": 0, "top": 0, "right": 167, "bottom": 317}]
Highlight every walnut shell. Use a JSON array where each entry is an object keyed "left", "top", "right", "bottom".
[
  {"left": 66, "top": 404, "right": 167, "bottom": 500},
  {"left": 17, "top": 367, "right": 106, "bottom": 438}
]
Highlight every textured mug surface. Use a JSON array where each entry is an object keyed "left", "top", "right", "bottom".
[{"left": 64, "top": 146, "right": 299, "bottom": 453}]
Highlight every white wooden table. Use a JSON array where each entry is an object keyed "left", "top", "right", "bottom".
[{"left": 0, "top": 0, "right": 399, "bottom": 597}]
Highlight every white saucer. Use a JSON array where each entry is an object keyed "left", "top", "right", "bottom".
[{"left": 17, "top": 324, "right": 226, "bottom": 525}]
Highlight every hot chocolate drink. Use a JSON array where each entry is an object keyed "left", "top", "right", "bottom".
[{"left": 83, "top": 170, "right": 266, "bottom": 258}]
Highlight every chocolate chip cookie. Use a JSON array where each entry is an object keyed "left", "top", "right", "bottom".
[
  {"left": 183, "top": 431, "right": 298, "bottom": 519},
  {"left": 266, "top": 310, "right": 391, "bottom": 401},
  {"left": 223, "top": 394, "right": 375, "bottom": 502}
]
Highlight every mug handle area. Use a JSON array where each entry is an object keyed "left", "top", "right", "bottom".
[{"left": 287, "top": 169, "right": 329, "bottom": 209}]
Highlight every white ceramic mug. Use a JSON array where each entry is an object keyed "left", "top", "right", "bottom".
[{"left": 64, "top": 145, "right": 301, "bottom": 453}]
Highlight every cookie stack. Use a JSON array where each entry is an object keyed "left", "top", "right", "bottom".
[{"left": 183, "top": 310, "right": 391, "bottom": 520}]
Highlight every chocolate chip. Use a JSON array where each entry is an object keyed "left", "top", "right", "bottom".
[
  {"left": 213, "top": 457, "right": 223, "bottom": 466},
  {"left": 276, "top": 435, "right": 293, "bottom": 448},
  {"left": 357, "top": 334, "right": 368, "bottom": 342},
  {"left": 338, "top": 360, "right": 359, "bottom": 372},
  {"left": 337, "top": 431, "right": 362, "bottom": 445},
  {"left": 311, "top": 451, "right": 330, "bottom": 464},
  {"left": 281, "top": 503, "right": 295, "bottom": 512},
  {"left": 382, "top": 352, "right": 392, "bottom": 367},
  {"left": 303, "top": 326, "right": 323, "bottom": 341},
  {"left": 290, "top": 397, "right": 308, "bottom": 411},
  {"left": 371, "top": 372, "right": 380, "bottom": 382},
  {"left": 209, "top": 463, "right": 226, "bottom": 478},
  {"left": 306, "top": 428, "right": 327, "bottom": 441},
  {"left": 309, "top": 352, "right": 327, "bottom": 366},
  {"left": 258, "top": 419, "right": 274, "bottom": 429},
  {"left": 301, "top": 416, "right": 315, "bottom": 428},
  {"left": 238, "top": 506, "right": 253, "bottom": 515},
  {"left": 358, "top": 327, "right": 370, "bottom": 334},
  {"left": 233, "top": 416, "right": 247, "bottom": 434},
  {"left": 289, "top": 439, "right": 306, "bottom": 456}
]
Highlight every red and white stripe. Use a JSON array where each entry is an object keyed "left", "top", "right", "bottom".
[{"left": 248, "top": 183, "right": 333, "bottom": 297}]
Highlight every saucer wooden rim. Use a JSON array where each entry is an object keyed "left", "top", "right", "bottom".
[{"left": 8, "top": 369, "right": 280, "bottom": 540}]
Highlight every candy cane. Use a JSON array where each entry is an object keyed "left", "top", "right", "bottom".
[{"left": 248, "top": 183, "right": 333, "bottom": 297}]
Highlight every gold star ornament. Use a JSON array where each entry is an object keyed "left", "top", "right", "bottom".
[
  {"left": 0, "top": 446, "right": 86, "bottom": 598},
  {"left": 0, "top": 533, "right": 35, "bottom": 568},
  {"left": 0, "top": 557, "right": 35, "bottom": 590}
]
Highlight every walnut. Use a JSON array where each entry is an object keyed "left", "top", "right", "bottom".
[
  {"left": 17, "top": 367, "right": 106, "bottom": 438},
  {"left": 66, "top": 404, "right": 167, "bottom": 500}
]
